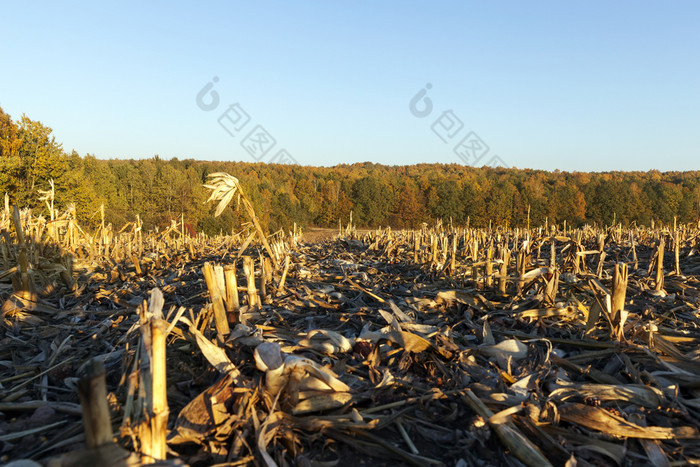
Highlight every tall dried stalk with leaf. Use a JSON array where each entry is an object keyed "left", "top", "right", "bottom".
[
  {"left": 37, "top": 179, "right": 56, "bottom": 241},
  {"left": 204, "top": 172, "right": 278, "bottom": 268},
  {"left": 611, "top": 262, "right": 628, "bottom": 341}
]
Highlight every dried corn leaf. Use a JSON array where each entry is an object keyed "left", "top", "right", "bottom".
[
  {"left": 168, "top": 373, "right": 237, "bottom": 445},
  {"left": 461, "top": 390, "right": 553, "bottom": 467},
  {"left": 189, "top": 326, "right": 241, "bottom": 380},
  {"left": 297, "top": 329, "right": 354, "bottom": 355},
  {"left": 292, "top": 392, "right": 353, "bottom": 415},
  {"left": 549, "top": 380, "right": 664, "bottom": 408},
  {"left": 542, "top": 425, "right": 626, "bottom": 465},
  {"left": 479, "top": 339, "right": 528, "bottom": 367},
  {"left": 559, "top": 403, "right": 699, "bottom": 439}
]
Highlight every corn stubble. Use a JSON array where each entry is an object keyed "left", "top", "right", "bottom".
[{"left": 2, "top": 183, "right": 700, "bottom": 466}]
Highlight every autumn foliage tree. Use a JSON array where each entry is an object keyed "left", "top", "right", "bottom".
[
  {"left": 1, "top": 107, "right": 699, "bottom": 234},
  {"left": 393, "top": 181, "right": 425, "bottom": 228},
  {"left": 0, "top": 107, "right": 23, "bottom": 198},
  {"left": 0, "top": 108, "right": 67, "bottom": 207},
  {"left": 352, "top": 176, "right": 393, "bottom": 227}
]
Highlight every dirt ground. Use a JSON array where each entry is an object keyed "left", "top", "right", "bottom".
[
  {"left": 302, "top": 227, "right": 372, "bottom": 243},
  {"left": 302, "top": 227, "right": 340, "bottom": 243}
]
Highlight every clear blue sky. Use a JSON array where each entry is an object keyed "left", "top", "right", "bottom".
[{"left": 1, "top": 1, "right": 698, "bottom": 171}]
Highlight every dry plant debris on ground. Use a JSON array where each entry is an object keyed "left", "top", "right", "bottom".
[{"left": 2, "top": 208, "right": 700, "bottom": 466}]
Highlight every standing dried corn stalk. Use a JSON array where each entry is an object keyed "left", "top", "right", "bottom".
[
  {"left": 37, "top": 179, "right": 57, "bottom": 242},
  {"left": 204, "top": 172, "right": 278, "bottom": 268}
]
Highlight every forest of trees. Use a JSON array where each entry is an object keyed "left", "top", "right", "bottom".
[{"left": 1, "top": 107, "right": 699, "bottom": 235}]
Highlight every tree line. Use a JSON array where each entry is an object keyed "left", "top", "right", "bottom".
[{"left": 1, "top": 107, "right": 699, "bottom": 234}]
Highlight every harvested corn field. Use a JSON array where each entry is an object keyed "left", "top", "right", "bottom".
[{"left": 2, "top": 188, "right": 700, "bottom": 466}]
